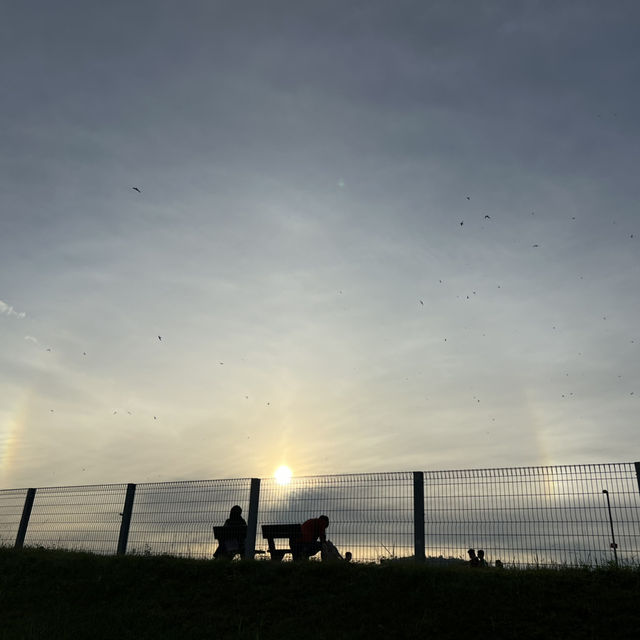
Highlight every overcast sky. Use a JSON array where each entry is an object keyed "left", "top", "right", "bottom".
[{"left": 1, "top": 1, "right": 639, "bottom": 489}]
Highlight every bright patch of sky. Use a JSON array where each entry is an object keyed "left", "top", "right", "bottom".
[{"left": 1, "top": 1, "right": 639, "bottom": 488}]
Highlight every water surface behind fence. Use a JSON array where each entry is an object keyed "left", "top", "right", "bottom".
[{"left": 2, "top": 462, "right": 639, "bottom": 567}]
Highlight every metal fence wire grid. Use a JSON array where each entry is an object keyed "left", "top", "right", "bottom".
[{"left": 1, "top": 462, "right": 639, "bottom": 567}]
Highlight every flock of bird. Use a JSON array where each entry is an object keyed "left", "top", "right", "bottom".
[{"left": 29, "top": 185, "right": 636, "bottom": 427}]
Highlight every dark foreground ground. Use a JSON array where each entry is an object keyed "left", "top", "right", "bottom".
[{"left": 1, "top": 547, "right": 639, "bottom": 639}]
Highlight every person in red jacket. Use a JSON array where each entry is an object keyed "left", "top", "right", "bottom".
[{"left": 291, "top": 515, "right": 329, "bottom": 560}]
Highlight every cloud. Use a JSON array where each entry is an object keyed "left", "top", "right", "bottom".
[{"left": 0, "top": 299, "right": 26, "bottom": 319}]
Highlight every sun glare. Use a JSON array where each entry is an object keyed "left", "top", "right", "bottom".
[{"left": 274, "top": 465, "right": 293, "bottom": 485}]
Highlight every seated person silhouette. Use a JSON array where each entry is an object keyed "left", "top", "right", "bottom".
[
  {"left": 468, "top": 548, "right": 480, "bottom": 567},
  {"left": 477, "top": 549, "right": 487, "bottom": 567},
  {"left": 213, "top": 505, "right": 247, "bottom": 560},
  {"left": 290, "top": 515, "right": 329, "bottom": 560}
]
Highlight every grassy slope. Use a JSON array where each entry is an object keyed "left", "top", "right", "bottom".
[{"left": 1, "top": 548, "right": 639, "bottom": 640}]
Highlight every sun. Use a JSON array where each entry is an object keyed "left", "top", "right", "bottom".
[{"left": 274, "top": 465, "right": 293, "bottom": 485}]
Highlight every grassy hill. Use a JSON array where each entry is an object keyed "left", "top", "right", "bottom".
[{"left": 1, "top": 547, "right": 639, "bottom": 639}]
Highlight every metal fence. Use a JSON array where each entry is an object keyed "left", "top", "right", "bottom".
[
  {"left": 16, "top": 484, "right": 128, "bottom": 555},
  {"left": 1, "top": 462, "right": 639, "bottom": 567},
  {"left": 256, "top": 472, "right": 415, "bottom": 562},
  {"left": 125, "top": 479, "right": 251, "bottom": 557},
  {"left": 423, "top": 463, "right": 640, "bottom": 567},
  {"left": 0, "top": 487, "right": 27, "bottom": 547}
]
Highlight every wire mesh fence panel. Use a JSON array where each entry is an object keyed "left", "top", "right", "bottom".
[
  {"left": 126, "top": 478, "right": 251, "bottom": 558},
  {"left": 0, "top": 488, "right": 28, "bottom": 547},
  {"left": 257, "top": 473, "right": 414, "bottom": 563},
  {"left": 423, "top": 463, "right": 640, "bottom": 568},
  {"left": 23, "top": 484, "right": 128, "bottom": 554},
  {"left": 5, "top": 462, "right": 640, "bottom": 565}
]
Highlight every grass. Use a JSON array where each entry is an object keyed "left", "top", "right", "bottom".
[{"left": 1, "top": 547, "right": 639, "bottom": 639}]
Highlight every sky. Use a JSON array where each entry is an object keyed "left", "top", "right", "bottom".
[{"left": 1, "top": 1, "right": 639, "bottom": 490}]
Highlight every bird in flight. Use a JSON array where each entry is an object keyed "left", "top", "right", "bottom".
[
  {"left": 419, "top": 300, "right": 424, "bottom": 305},
  {"left": 532, "top": 244, "right": 539, "bottom": 248},
  {"left": 132, "top": 187, "right": 142, "bottom": 193},
  {"left": 484, "top": 215, "right": 491, "bottom": 219},
  {"left": 158, "top": 336, "right": 162, "bottom": 341}
]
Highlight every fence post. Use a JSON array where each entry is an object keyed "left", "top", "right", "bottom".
[
  {"left": 117, "top": 483, "right": 136, "bottom": 555},
  {"left": 635, "top": 462, "right": 640, "bottom": 497},
  {"left": 243, "top": 478, "right": 261, "bottom": 560},
  {"left": 602, "top": 489, "right": 619, "bottom": 566},
  {"left": 413, "top": 472, "right": 425, "bottom": 562},
  {"left": 15, "top": 488, "right": 36, "bottom": 549}
]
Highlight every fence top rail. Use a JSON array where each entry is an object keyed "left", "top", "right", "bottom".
[
  {"left": 136, "top": 477, "right": 253, "bottom": 489},
  {"left": 1, "top": 462, "right": 637, "bottom": 493},
  {"left": 32, "top": 483, "right": 131, "bottom": 492},
  {"left": 423, "top": 462, "right": 638, "bottom": 476},
  {"left": 1, "top": 478, "right": 255, "bottom": 493},
  {"left": 261, "top": 471, "right": 414, "bottom": 482}
]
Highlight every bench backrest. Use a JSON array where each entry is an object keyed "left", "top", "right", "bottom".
[{"left": 261, "top": 524, "right": 301, "bottom": 540}]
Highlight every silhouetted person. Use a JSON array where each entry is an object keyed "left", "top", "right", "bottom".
[
  {"left": 495, "top": 559, "right": 503, "bottom": 569},
  {"left": 291, "top": 515, "right": 329, "bottom": 560},
  {"left": 344, "top": 551, "right": 352, "bottom": 563},
  {"left": 468, "top": 548, "right": 479, "bottom": 567},
  {"left": 213, "top": 505, "right": 247, "bottom": 560},
  {"left": 478, "top": 549, "right": 487, "bottom": 567}
]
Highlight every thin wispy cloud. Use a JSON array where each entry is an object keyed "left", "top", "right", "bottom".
[{"left": 0, "top": 300, "right": 26, "bottom": 319}]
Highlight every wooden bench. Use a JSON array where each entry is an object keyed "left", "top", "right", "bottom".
[
  {"left": 213, "top": 525, "right": 247, "bottom": 559},
  {"left": 261, "top": 524, "right": 301, "bottom": 561}
]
